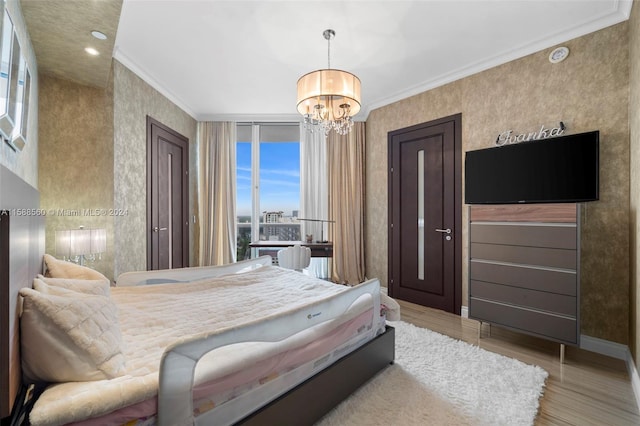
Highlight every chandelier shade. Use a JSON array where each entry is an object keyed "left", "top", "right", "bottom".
[
  {"left": 297, "top": 29, "right": 361, "bottom": 135},
  {"left": 296, "top": 69, "right": 361, "bottom": 117}
]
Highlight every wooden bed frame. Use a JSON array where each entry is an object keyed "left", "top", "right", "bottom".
[
  {"left": 238, "top": 325, "right": 394, "bottom": 425},
  {"left": 0, "top": 165, "right": 395, "bottom": 425}
]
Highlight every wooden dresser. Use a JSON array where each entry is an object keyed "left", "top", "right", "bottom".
[{"left": 468, "top": 203, "right": 580, "bottom": 347}]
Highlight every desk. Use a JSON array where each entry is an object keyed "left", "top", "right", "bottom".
[{"left": 249, "top": 241, "right": 333, "bottom": 258}]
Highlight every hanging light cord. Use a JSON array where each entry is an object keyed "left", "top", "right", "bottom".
[
  {"left": 323, "top": 29, "right": 335, "bottom": 69},
  {"left": 327, "top": 33, "right": 331, "bottom": 69}
]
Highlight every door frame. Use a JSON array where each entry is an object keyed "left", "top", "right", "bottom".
[
  {"left": 146, "top": 116, "right": 190, "bottom": 270},
  {"left": 387, "top": 113, "right": 462, "bottom": 314}
]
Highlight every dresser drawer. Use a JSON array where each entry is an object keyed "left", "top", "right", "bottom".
[
  {"left": 470, "top": 223, "right": 577, "bottom": 249},
  {"left": 469, "top": 298, "right": 578, "bottom": 344},
  {"left": 470, "top": 242, "right": 577, "bottom": 270},
  {"left": 470, "top": 260, "right": 576, "bottom": 295},
  {"left": 470, "top": 280, "right": 577, "bottom": 317}
]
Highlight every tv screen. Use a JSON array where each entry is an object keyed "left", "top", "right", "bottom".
[{"left": 465, "top": 131, "right": 599, "bottom": 204}]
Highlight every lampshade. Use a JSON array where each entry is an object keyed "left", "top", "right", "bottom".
[
  {"left": 297, "top": 29, "right": 361, "bottom": 136},
  {"left": 296, "top": 69, "right": 361, "bottom": 117},
  {"left": 89, "top": 228, "right": 107, "bottom": 254},
  {"left": 55, "top": 227, "right": 106, "bottom": 257},
  {"left": 55, "top": 229, "right": 71, "bottom": 257}
]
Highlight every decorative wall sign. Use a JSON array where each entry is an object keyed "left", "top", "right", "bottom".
[
  {"left": 0, "top": 4, "right": 30, "bottom": 152},
  {"left": 495, "top": 122, "right": 566, "bottom": 146},
  {"left": 4, "top": 30, "right": 21, "bottom": 150},
  {"left": 11, "top": 54, "right": 30, "bottom": 150},
  {"left": 0, "top": 8, "right": 14, "bottom": 141}
]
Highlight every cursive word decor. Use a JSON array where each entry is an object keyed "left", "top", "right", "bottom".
[{"left": 495, "top": 122, "right": 566, "bottom": 146}]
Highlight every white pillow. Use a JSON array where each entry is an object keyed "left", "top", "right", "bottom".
[
  {"left": 35, "top": 275, "right": 110, "bottom": 296},
  {"left": 19, "top": 287, "right": 126, "bottom": 383},
  {"left": 42, "top": 253, "right": 108, "bottom": 281}
]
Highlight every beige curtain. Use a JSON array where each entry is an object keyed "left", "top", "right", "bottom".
[
  {"left": 300, "top": 123, "right": 329, "bottom": 278},
  {"left": 327, "top": 122, "right": 366, "bottom": 284},
  {"left": 198, "top": 122, "right": 237, "bottom": 266}
]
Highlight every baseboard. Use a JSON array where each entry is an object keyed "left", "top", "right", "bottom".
[
  {"left": 579, "top": 334, "right": 628, "bottom": 360},
  {"left": 580, "top": 334, "right": 640, "bottom": 413},
  {"left": 626, "top": 349, "right": 640, "bottom": 416},
  {"left": 460, "top": 305, "right": 468, "bottom": 318}
]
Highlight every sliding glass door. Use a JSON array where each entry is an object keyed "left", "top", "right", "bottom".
[{"left": 236, "top": 123, "right": 300, "bottom": 260}]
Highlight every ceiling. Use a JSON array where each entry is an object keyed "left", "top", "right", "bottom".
[
  {"left": 21, "top": 0, "right": 121, "bottom": 89},
  {"left": 21, "top": 0, "right": 633, "bottom": 122}
]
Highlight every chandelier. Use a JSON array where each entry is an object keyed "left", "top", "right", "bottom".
[{"left": 297, "top": 29, "right": 361, "bottom": 136}]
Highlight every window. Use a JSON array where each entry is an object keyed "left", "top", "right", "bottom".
[{"left": 236, "top": 123, "right": 300, "bottom": 260}]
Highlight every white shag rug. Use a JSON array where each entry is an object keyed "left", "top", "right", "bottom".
[{"left": 317, "top": 321, "right": 548, "bottom": 426}]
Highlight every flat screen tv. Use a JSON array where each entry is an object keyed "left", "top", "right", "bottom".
[{"left": 465, "top": 130, "right": 599, "bottom": 204}]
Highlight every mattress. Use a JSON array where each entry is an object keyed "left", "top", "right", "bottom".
[
  {"left": 29, "top": 265, "right": 382, "bottom": 426},
  {"left": 68, "top": 309, "right": 374, "bottom": 426}
]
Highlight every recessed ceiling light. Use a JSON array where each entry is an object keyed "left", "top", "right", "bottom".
[
  {"left": 85, "top": 47, "right": 100, "bottom": 56},
  {"left": 91, "top": 30, "right": 107, "bottom": 40}
]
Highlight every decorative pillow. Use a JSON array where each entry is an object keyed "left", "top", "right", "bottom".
[
  {"left": 32, "top": 279, "right": 76, "bottom": 297},
  {"left": 380, "top": 291, "right": 401, "bottom": 321},
  {"left": 35, "top": 275, "right": 110, "bottom": 296},
  {"left": 42, "top": 253, "right": 108, "bottom": 281},
  {"left": 19, "top": 287, "right": 126, "bottom": 383}
]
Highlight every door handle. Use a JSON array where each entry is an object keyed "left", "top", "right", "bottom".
[
  {"left": 435, "top": 228, "right": 452, "bottom": 234},
  {"left": 153, "top": 227, "right": 168, "bottom": 233}
]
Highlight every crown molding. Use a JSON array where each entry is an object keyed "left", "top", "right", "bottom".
[{"left": 365, "top": 0, "right": 633, "bottom": 114}]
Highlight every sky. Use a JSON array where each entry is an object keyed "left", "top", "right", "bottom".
[{"left": 236, "top": 141, "right": 300, "bottom": 217}]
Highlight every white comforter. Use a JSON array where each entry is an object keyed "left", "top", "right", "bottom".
[{"left": 29, "top": 266, "right": 362, "bottom": 426}]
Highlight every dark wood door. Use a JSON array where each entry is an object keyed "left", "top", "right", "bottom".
[
  {"left": 388, "top": 114, "right": 462, "bottom": 314},
  {"left": 147, "top": 116, "right": 189, "bottom": 270}
]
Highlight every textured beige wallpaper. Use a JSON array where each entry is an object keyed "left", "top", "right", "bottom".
[
  {"left": 38, "top": 61, "right": 199, "bottom": 281},
  {"left": 629, "top": 2, "right": 639, "bottom": 363},
  {"left": 367, "top": 23, "right": 630, "bottom": 344},
  {"left": 38, "top": 74, "right": 115, "bottom": 280},
  {"left": 112, "top": 60, "right": 198, "bottom": 277}
]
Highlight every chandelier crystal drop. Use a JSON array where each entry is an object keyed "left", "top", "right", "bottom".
[{"left": 297, "top": 29, "right": 361, "bottom": 136}]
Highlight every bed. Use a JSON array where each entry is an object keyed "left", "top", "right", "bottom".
[{"left": 0, "top": 165, "right": 396, "bottom": 426}]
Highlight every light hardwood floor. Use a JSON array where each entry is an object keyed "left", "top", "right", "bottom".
[{"left": 397, "top": 299, "right": 640, "bottom": 425}]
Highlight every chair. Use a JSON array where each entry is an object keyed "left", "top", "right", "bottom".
[{"left": 277, "top": 244, "right": 311, "bottom": 272}]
